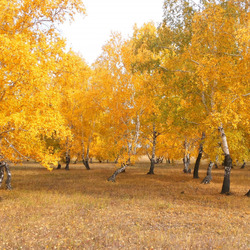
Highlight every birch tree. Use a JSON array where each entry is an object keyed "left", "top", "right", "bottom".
[{"left": 0, "top": 0, "right": 85, "bottom": 187}]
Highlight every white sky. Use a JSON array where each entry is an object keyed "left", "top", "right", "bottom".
[{"left": 60, "top": 0, "right": 164, "bottom": 65}]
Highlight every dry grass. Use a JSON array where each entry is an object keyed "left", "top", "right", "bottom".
[{"left": 0, "top": 162, "right": 249, "bottom": 249}]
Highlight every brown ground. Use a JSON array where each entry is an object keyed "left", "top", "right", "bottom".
[{"left": 0, "top": 162, "right": 249, "bottom": 249}]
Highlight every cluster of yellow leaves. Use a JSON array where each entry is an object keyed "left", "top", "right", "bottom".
[
  {"left": 90, "top": 1, "right": 249, "bottom": 165},
  {"left": 158, "top": 0, "right": 250, "bottom": 161},
  {"left": 0, "top": 0, "right": 85, "bottom": 168}
]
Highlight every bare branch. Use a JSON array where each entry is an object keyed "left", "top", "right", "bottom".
[
  {"left": 181, "top": 117, "right": 199, "bottom": 125},
  {"left": 0, "top": 128, "right": 15, "bottom": 137},
  {"left": 231, "top": 93, "right": 250, "bottom": 104},
  {"left": 190, "top": 59, "right": 201, "bottom": 66},
  {"left": 4, "top": 138, "right": 30, "bottom": 160},
  {"left": 159, "top": 65, "right": 193, "bottom": 74}
]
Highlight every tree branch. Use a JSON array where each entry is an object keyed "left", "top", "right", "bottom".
[
  {"left": 159, "top": 65, "right": 193, "bottom": 74},
  {"left": 4, "top": 138, "right": 30, "bottom": 160},
  {"left": 0, "top": 128, "right": 15, "bottom": 137},
  {"left": 231, "top": 93, "right": 250, "bottom": 103}
]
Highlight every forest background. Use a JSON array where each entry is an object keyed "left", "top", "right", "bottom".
[{"left": 1, "top": 0, "right": 249, "bottom": 192}]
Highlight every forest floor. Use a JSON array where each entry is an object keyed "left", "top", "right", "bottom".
[{"left": 0, "top": 162, "right": 249, "bottom": 249}]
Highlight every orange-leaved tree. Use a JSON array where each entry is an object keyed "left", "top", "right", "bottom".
[
  {"left": 0, "top": 0, "right": 85, "bottom": 188},
  {"left": 160, "top": 0, "right": 249, "bottom": 193},
  {"left": 92, "top": 33, "right": 143, "bottom": 181},
  {"left": 53, "top": 50, "right": 94, "bottom": 170}
]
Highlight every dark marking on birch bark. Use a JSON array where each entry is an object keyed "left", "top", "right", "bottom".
[
  {"left": 147, "top": 158, "right": 155, "bottom": 175},
  {"left": 221, "top": 154, "right": 232, "bottom": 194},
  {"left": 193, "top": 146, "right": 202, "bottom": 178},
  {"left": 219, "top": 127, "right": 232, "bottom": 194},
  {"left": 65, "top": 154, "right": 70, "bottom": 170},
  {"left": 183, "top": 154, "right": 191, "bottom": 173},
  {"left": 193, "top": 132, "right": 205, "bottom": 178},
  {"left": 245, "top": 190, "right": 250, "bottom": 197}
]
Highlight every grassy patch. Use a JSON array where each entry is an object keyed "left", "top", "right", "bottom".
[{"left": 0, "top": 162, "right": 249, "bottom": 249}]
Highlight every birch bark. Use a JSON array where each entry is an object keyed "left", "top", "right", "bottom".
[{"left": 219, "top": 126, "right": 232, "bottom": 194}]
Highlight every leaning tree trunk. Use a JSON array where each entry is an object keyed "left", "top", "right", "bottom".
[
  {"left": 193, "top": 147, "right": 202, "bottom": 178},
  {"left": 201, "top": 162, "right": 213, "bottom": 184},
  {"left": 108, "top": 112, "right": 141, "bottom": 182},
  {"left": 193, "top": 132, "right": 205, "bottom": 178},
  {"left": 241, "top": 160, "right": 246, "bottom": 169},
  {"left": 219, "top": 126, "right": 232, "bottom": 194},
  {"left": 107, "top": 164, "right": 127, "bottom": 182},
  {"left": 83, "top": 158, "right": 90, "bottom": 170},
  {"left": 0, "top": 161, "right": 12, "bottom": 190}
]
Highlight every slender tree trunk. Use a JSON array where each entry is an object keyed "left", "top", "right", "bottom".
[
  {"left": 183, "top": 139, "right": 191, "bottom": 173},
  {"left": 82, "top": 139, "right": 91, "bottom": 170},
  {"left": 56, "top": 162, "right": 61, "bottom": 169},
  {"left": 0, "top": 162, "right": 5, "bottom": 187},
  {"left": 221, "top": 154, "right": 232, "bottom": 194},
  {"left": 183, "top": 154, "right": 191, "bottom": 173},
  {"left": 193, "top": 148, "right": 202, "bottom": 178},
  {"left": 201, "top": 162, "right": 213, "bottom": 184},
  {"left": 5, "top": 163, "right": 12, "bottom": 190},
  {"left": 219, "top": 126, "right": 232, "bottom": 194},
  {"left": 147, "top": 123, "right": 157, "bottom": 175},
  {"left": 193, "top": 132, "right": 205, "bottom": 179},
  {"left": 241, "top": 160, "right": 246, "bottom": 169},
  {"left": 107, "top": 164, "right": 127, "bottom": 182},
  {"left": 65, "top": 151, "right": 70, "bottom": 170},
  {"left": 214, "top": 155, "right": 219, "bottom": 169},
  {"left": 114, "top": 155, "right": 119, "bottom": 164},
  {"left": 0, "top": 162, "right": 12, "bottom": 190},
  {"left": 65, "top": 137, "right": 70, "bottom": 170}
]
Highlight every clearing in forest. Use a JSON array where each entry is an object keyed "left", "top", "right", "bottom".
[{"left": 0, "top": 162, "right": 249, "bottom": 249}]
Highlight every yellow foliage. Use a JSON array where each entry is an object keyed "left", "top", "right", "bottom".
[{"left": 0, "top": 0, "right": 85, "bottom": 167}]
